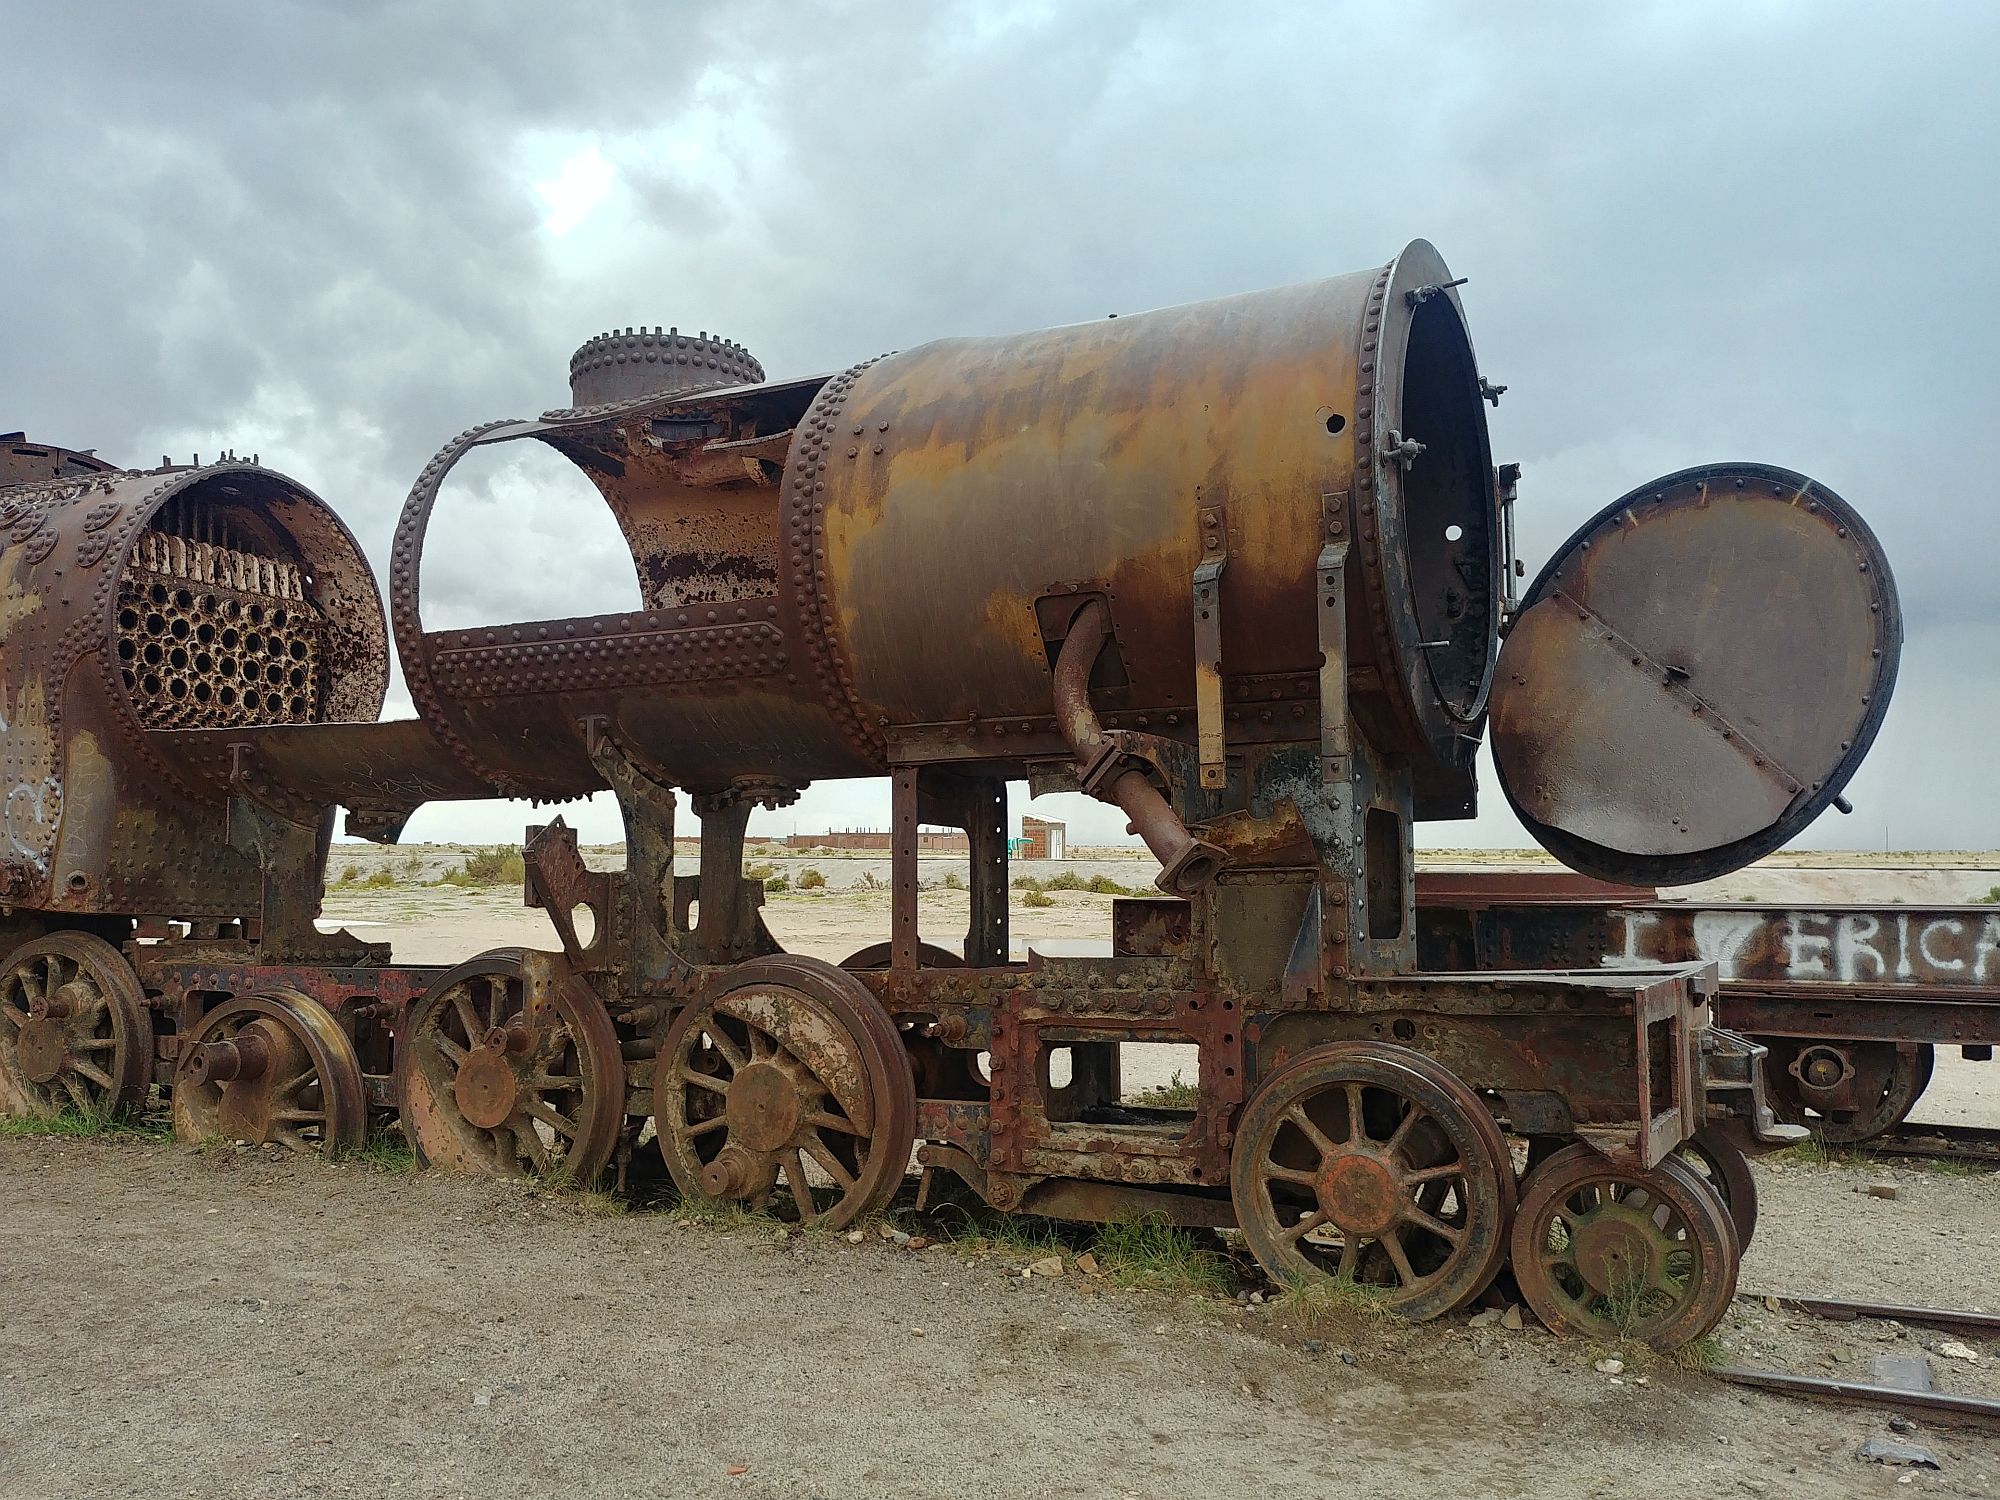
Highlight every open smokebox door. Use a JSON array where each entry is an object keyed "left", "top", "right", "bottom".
[{"left": 1489, "top": 462, "right": 1900, "bottom": 887}]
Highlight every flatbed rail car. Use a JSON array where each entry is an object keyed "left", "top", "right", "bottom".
[
  {"left": 1416, "top": 873, "right": 1997, "bottom": 1143},
  {"left": 0, "top": 241, "right": 1905, "bottom": 1349}
]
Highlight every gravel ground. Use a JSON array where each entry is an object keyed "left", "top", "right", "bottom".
[{"left": 2, "top": 1135, "right": 1996, "bottom": 1500}]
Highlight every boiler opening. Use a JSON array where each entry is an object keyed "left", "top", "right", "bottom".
[{"left": 1398, "top": 294, "right": 1497, "bottom": 720}]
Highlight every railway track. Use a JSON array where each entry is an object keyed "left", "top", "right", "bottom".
[
  {"left": 1721, "top": 1293, "right": 2000, "bottom": 1431},
  {"left": 1866, "top": 1122, "right": 2000, "bottom": 1168}
]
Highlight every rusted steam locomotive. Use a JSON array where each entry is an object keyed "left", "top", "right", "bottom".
[{"left": 0, "top": 241, "right": 1902, "bottom": 1349}]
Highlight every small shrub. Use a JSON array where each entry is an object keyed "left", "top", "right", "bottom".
[
  {"left": 1983, "top": 885, "right": 2000, "bottom": 904},
  {"left": 362, "top": 868, "right": 395, "bottom": 889},
  {"left": 763, "top": 874, "right": 790, "bottom": 894},
  {"left": 744, "top": 861, "right": 778, "bottom": 881},
  {"left": 439, "top": 847, "right": 527, "bottom": 887},
  {"left": 1021, "top": 888, "right": 1055, "bottom": 908},
  {"left": 1125, "top": 1070, "right": 1200, "bottom": 1109},
  {"left": 798, "top": 867, "right": 827, "bottom": 890},
  {"left": 942, "top": 870, "right": 965, "bottom": 890},
  {"left": 337, "top": 866, "right": 360, "bottom": 884}
]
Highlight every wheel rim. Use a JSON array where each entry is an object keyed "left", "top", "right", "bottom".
[
  {"left": 396, "top": 950, "right": 623, "bottom": 1183},
  {"left": 1763, "top": 1039, "right": 1933, "bottom": 1144},
  {"left": 657, "top": 955, "right": 914, "bottom": 1229},
  {"left": 0, "top": 932, "right": 151, "bottom": 1119},
  {"left": 1676, "top": 1127, "right": 1758, "bottom": 1250},
  {"left": 1510, "top": 1143, "right": 1739, "bottom": 1350},
  {"left": 172, "top": 990, "right": 365, "bottom": 1152},
  {"left": 1230, "top": 1042, "right": 1513, "bottom": 1321}
]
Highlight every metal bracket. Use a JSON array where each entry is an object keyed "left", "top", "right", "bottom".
[
  {"left": 1192, "top": 501, "right": 1229, "bottom": 789},
  {"left": 1316, "top": 493, "right": 1352, "bottom": 788}
]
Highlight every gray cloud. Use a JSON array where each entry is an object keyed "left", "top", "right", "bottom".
[{"left": 4, "top": 0, "right": 1993, "bottom": 852}]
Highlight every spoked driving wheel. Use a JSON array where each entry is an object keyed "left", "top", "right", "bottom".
[
  {"left": 172, "top": 989, "right": 366, "bottom": 1153},
  {"left": 1509, "top": 1142, "right": 1740, "bottom": 1350},
  {"left": 656, "top": 954, "right": 915, "bottom": 1229},
  {"left": 1229, "top": 1042, "right": 1515, "bottom": 1321},
  {"left": 396, "top": 949, "right": 624, "bottom": 1183},
  {"left": 0, "top": 932, "right": 152, "bottom": 1119}
]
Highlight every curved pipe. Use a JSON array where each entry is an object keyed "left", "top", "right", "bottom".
[{"left": 1051, "top": 600, "right": 1226, "bottom": 898}]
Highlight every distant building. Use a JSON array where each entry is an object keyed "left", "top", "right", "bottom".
[
  {"left": 782, "top": 827, "right": 969, "bottom": 853},
  {"left": 1021, "top": 816, "right": 1066, "bottom": 859}
]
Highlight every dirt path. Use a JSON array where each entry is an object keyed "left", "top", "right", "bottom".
[{"left": 2, "top": 1136, "right": 1996, "bottom": 1500}]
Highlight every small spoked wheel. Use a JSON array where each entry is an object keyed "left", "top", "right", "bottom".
[
  {"left": 1675, "top": 1126, "right": 1759, "bottom": 1250},
  {"left": 1509, "top": 1142, "right": 1740, "bottom": 1350},
  {"left": 1229, "top": 1042, "right": 1514, "bottom": 1321},
  {"left": 656, "top": 955, "right": 914, "bottom": 1229},
  {"left": 0, "top": 932, "right": 152, "bottom": 1119},
  {"left": 396, "top": 950, "right": 624, "bottom": 1183},
  {"left": 172, "top": 989, "right": 366, "bottom": 1153}
]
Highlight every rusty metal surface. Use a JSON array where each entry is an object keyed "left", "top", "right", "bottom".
[
  {"left": 0, "top": 434, "right": 117, "bottom": 488},
  {"left": 0, "top": 454, "right": 385, "bottom": 917},
  {"left": 1417, "top": 890, "right": 2000, "bottom": 1042},
  {"left": 815, "top": 243, "right": 1496, "bottom": 782},
  {"left": 1490, "top": 463, "right": 1901, "bottom": 886}
]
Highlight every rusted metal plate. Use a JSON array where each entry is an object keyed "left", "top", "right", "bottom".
[{"left": 1491, "top": 463, "right": 1899, "bottom": 885}]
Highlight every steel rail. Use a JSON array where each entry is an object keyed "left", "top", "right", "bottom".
[
  {"left": 1738, "top": 1292, "right": 2000, "bottom": 1335},
  {"left": 1712, "top": 1368, "right": 2000, "bottom": 1431}
]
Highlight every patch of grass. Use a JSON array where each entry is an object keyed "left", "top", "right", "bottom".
[
  {"left": 797, "top": 867, "right": 827, "bottom": 890},
  {"left": 341, "top": 1127, "right": 417, "bottom": 1174},
  {"left": 1672, "top": 1333, "right": 1726, "bottom": 1372},
  {"left": 929, "top": 1207, "right": 1071, "bottom": 1260},
  {"left": 1091, "top": 1215, "right": 1238, "bottom": 1296},
  {"left": 762, "top": 873, "right": 790, "bottom": 893},
  {"left": 437, "top": 847, "right": 526, "bottom": 888},
  {"left": 1921, "top": 1156, "right": 1991, "bottom": 1178},
  {"left": 1020, "top": 888, "right": 1056, "bottom": 908},
  {"left": 1766, "top": 1135, "right": 1879, "bottom": 1169},
  {"left": 1124, "top": 1070, "right": 1201, "bottom": 1109},
  {"left": 1275, "top": 1273, "right": 1395, "bottom": 1328},
  {"left": 0, "top": 1099, "right": 169, "bottom": 1141},
  {"left": 361, "top": 867, "right": 396, "bottom": 889},
  {"left": 668, "top": 1193, "right": 784, "bottom": 1233},
  {"left": 744, "top": 861, "right": 778, "bottom": 881},
  {"left": 1982, "top": 885, "right": 2000, "bottom": 904},
  {"left": 337, "top": 865, "right": 361, "bottom": 884},
  {"left": 941, "top": 870, "right": 965, "bottom": 890}
]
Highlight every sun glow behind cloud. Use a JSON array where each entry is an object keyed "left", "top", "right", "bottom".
[{"left": 533, "top": 145, "right": 615, "bottom": 236}]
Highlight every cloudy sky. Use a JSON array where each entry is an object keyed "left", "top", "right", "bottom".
[{"left": 3, "top": 0, "right": 1993, "bottom": 854}]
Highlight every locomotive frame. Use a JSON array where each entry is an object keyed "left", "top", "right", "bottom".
[{"left": 0, "top": 240, "right": 1901, "bottom": 1351}]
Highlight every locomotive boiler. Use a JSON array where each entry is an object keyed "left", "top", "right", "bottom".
[{"left": 0, "top": 241, "right": 1903, "bottom": 1349}]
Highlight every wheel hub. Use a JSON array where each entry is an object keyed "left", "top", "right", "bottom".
[
  {"left": 1318, "top": 1150, "right": 1402, "bottom": 1238},
  {"left": 16, "top": 1017, "right": 67, "bottom": 1084},
  {"left": 1796, "top": 1044, "right": 1851, "bottom": 1093},
  {"left": 214, "top": 1020, "right": 299, "bottom": 1143},
  {"left": 1570, "top": 1212, "right": 1662, "bottom": 1294},
  {"left": 454, "top": 1046, "right": 522, "bottom": 1130},
  {"left": 725, "top": 1061, "right": 804, "bottom": 1153}
]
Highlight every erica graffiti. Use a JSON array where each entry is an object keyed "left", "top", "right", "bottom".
[{"left": 1606, "top": 907, "right": 2000, "bottom": 988}]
